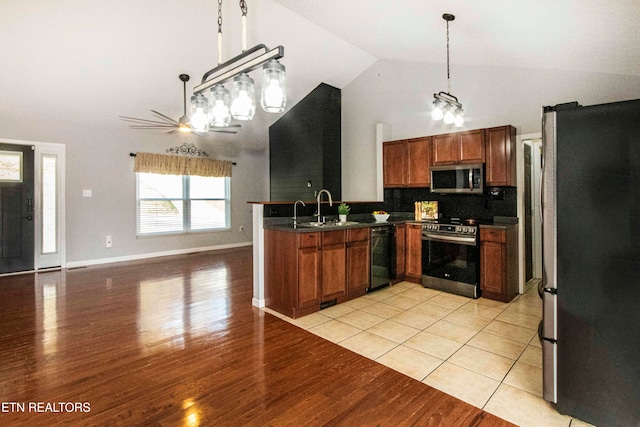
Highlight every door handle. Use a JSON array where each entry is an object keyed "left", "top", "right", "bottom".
[
  {"left": 23, "top": 215, "right": 33, "bottom": 221},
  {"left": 26, "top": 198, "right": 33, "bottom": 212}
]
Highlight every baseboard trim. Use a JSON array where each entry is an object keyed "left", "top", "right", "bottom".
[{"left": 65, "top": 241, "right": 252, "bottom": 269}]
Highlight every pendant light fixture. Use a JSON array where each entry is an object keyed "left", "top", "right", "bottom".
[
  {"left": 432, "top": 13, "right": 464, "bottom": 128},
  {"left": 190, "top": 0, "right": 286, "bottom": 128},
  {"left": 261, "top": 59, "right": 286, "bottom": 112}
]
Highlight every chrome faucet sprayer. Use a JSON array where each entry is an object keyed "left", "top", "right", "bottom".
[{"left": 316, "top": 189, "right": 333, "bottom": 224}]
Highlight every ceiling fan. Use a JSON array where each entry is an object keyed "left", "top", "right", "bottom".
[{"left": 119, "top": 74, "right": 240, "bottom": 135}]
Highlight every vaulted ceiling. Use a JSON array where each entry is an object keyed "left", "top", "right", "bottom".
[{"left": 1, "top": 0, "right": 637, "bottom": 150}]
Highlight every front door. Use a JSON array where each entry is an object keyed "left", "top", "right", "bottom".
[{"left": 0, "top": 143, "right": 34, "bottom": 273}]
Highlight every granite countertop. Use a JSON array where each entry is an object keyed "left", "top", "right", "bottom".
[
  {"left": 479, "top": 216, "right": 519, "bottom": 229},
  {"left": 264, "top": 215, "right": 518, "bottom": 233},
  {"left": 264, "top": 217, "right": 408, "bottom": 233}
]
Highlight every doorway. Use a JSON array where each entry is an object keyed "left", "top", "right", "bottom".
[
  {"left": 0, "top": 139, "right": 65, "bottom": 274},
  {"left": 523, "top": 138, "right": 543, "bottom": 281},
  {"left": 0, "top": 144, "right": 34, "bottom": 273}
]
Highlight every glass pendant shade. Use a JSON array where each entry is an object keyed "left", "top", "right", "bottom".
[
  {"left": 260, "top": 60, "right": 286, "bottom": 113},
  {"left": 454, "top": 107, "right": 464, "bottom": 127},
  {"left": 431, "top": 99, "right": 444, "bottom": 121},
  {"left": 443, "top": 105, "right": 455, "bottom": 124},
  {"left": 208, "top": 84, "right": 231, "bottom": 127},
  {"left": 189, "top": 93, "right": 210, "bottom": 132},
  {"left": 230, "top": 73, "right": 256, "bottom": 120}
]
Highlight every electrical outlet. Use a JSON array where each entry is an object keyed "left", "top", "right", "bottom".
[
  {"left": 105, "top": 235, "right": 112, "bottom": 248},
  {"left": 239, "top": 225, "right": 244, "bottom": 232}
]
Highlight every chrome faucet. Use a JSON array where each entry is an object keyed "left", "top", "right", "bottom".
[
  {"left": 293, "top": 200, "right": 305, "bottom": 225},
  {"left": 316, "top": 189, "right": 333, "bottom": 224}
]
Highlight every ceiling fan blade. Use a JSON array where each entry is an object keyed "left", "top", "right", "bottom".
[
  {"left": 211, "top": 124, "right": 241, "bottom": 130},
  {"left": 151, "top": 110, "right": 180, "bottom": 126},
  {"left": 211, "top": 129, "right": 238, "bottom": 134},
  {"left": 120, "top": 116, "right": 178, "bottom": 126},
  {"left": 129, "top": 125, "right": 177, "bottom": 129}
]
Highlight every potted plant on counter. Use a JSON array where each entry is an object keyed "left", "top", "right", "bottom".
[{"left": 338, "top": 203, "right": 350, "bottom": 222}]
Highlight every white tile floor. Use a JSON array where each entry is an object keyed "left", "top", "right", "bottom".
[{"left": 264, "top": 281, "right": 595, "bottom": 427}]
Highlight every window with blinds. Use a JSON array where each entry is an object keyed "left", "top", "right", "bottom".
[{"left": 136, "top": 172, "right": 230, "bottom": 235}]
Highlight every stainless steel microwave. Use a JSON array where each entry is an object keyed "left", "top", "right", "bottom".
[{"left": 430, "top": 163, "right": 484, "bottom": 194}]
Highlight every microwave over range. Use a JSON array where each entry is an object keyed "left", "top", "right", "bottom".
[{"left": 430, "top": 163, "right": 484, "bottom": 194}]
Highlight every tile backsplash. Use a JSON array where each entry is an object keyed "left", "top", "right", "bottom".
[{"left": 384, "top": 187, "right": 517, "bottom": 221}]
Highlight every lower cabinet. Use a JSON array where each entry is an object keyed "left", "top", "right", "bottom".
[
  {"left": 346, "top": 228, "right": 371, "bottom": 298},
  {"left": 479, "top": 225, "right": 518, "bottom": 302},
  {"left": 265, "top": 228, "right": 370, "bottom": 318},
  {"left": 405, "top": 223, "right": 422, "bottom": 282},
  {"left": 320, "top": 230, "right": 347, "bottom": 302}
]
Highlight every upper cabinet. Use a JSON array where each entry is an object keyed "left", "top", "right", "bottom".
[
  {"left": 433, "top": 129, "right": 485, "bottom": 165},
  {"left": 383, "top": 140, "right": 407, "bottom": 187},
  {"left": 383, "top": 125, "right": 516, "bottom": 189},
  {"left": 485, "top": 125, "right": 517, "bottom": 187},
  {"left": 383, "top": 136, "right": 432, "bottom": 188}
]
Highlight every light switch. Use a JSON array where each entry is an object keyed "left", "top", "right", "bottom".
[{"left": 83, "top": 189, "right": 92, "bottom": 197}]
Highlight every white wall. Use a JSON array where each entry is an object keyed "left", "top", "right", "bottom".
[
  {"left": 0, "top": 118, "right": 266, "bottom": 265},
  {"left": 342, "top": 60, "right": 640, "bottom": 200}
]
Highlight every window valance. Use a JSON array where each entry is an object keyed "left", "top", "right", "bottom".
[{"left": 133, "top": 152, "right": 232, "bottom": 177}]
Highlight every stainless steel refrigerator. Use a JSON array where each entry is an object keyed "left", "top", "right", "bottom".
[{"left": 540, "top": 99, "right": 640, "bottom": 426}]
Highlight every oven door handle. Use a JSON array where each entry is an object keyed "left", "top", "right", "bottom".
[{"left": 422, "top": 233, "right": 477, "bottom": 246}]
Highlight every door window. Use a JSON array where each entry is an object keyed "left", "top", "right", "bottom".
[{"left": 0, "top": 151, "right": 22, "bottom": 181}]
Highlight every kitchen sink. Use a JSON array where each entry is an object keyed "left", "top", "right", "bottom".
[{"left": 296, "top": 221, "right": 359, "bottom": 228}]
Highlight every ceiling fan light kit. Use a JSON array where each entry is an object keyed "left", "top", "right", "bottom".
[
  {"left": 432, "top": 13, "right": 464, "bottom": 128},
  {"left": 190, "top": 0, "right": 286, "bottom": 127}
]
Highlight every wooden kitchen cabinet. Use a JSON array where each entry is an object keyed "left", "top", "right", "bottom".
[
  {"left": 432, "top": 133, "right": 458, "bottom": 165},
  {"left": 407, "top": 136, "right": 432, "bottom": 187},
  {"left": 480, "top": 225, "right": 518, "bottom": 302},
  {"left": 433, "top": 130, "right": 485, "bottom": 165},
  {"left": 383, "top": 137, "right": 432, "bottom": 188},
  {"left": 298, "top": 245, "right": 321, "bottom": 310},
  {"left": 383, "top": 140, "right": 407, "bottom": 187},
  {"left": 405, "top": 223, "right": 422, "bottom": 282},
  {"left": 265, "top": 227, "right": 372, "bottom": 318},
  {"left": 320, "top": 230, "right": 347, "bottom": 302},
  {"left": 265, "top": 229, "right": 321, "bottom": 318},
  {"left": 346, "top": 228, "right": 370, "bottom": 298},
  {"left": 459, "top": 129, "right": 485, "bottom": 164},
  {"left": 485, "top": 125, "right": 517, "bottom": 186}
]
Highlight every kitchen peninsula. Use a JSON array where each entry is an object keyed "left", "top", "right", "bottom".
[
  {"left": 250, "top": 201, "right": 519, "bottom": 319},
  {"left": 249, "top": 201, "right": 397, "bottom": 315}
]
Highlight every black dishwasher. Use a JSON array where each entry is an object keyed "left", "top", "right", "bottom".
[{"left": 369, "top": 225, "right": 396, "bottom": 292}]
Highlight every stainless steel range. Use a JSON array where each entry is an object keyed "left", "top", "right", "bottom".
[{"left": 421, "top": 219, "right": 480, "bottom": 299}]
